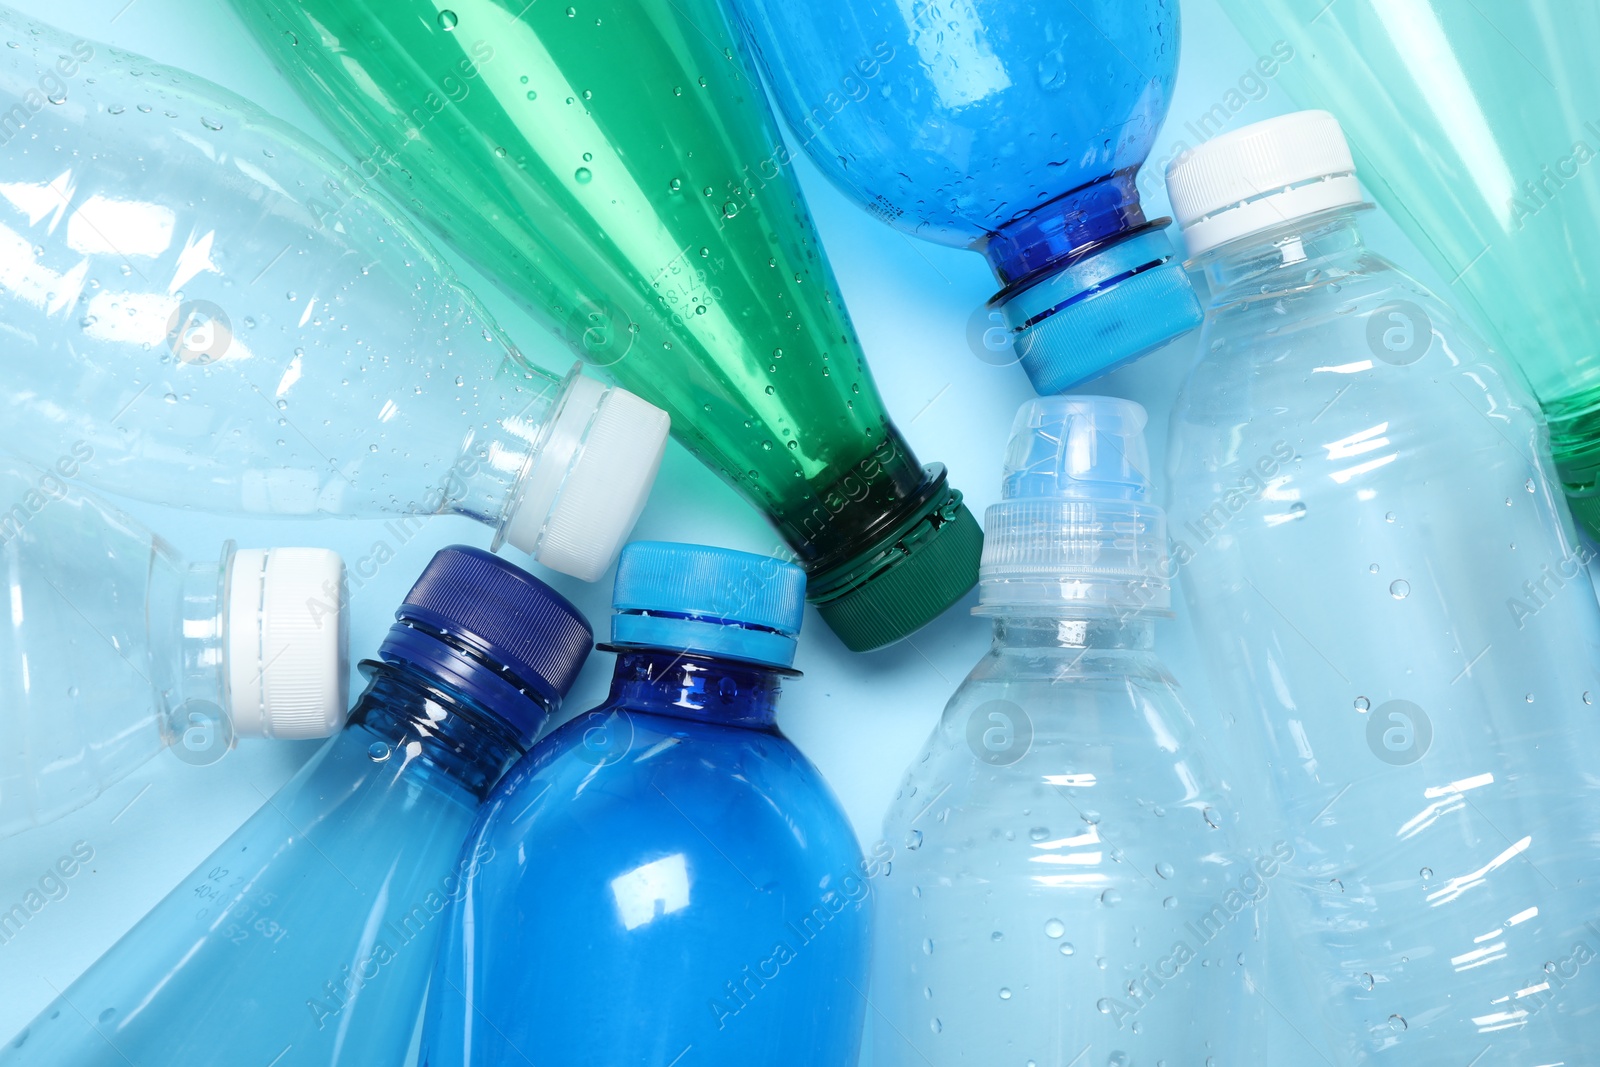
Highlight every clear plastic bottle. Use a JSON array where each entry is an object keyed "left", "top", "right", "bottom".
[
  {"left": 0, "top": 545, "right": 594, "bottom": 1066},
  {"left": 1165, "top": 111, "right": 1600, "bottom": 1065},
  {"left": 0, "top": 9, "right": 669, "bottom": 581},
  {"left": 872, "top": 397, "right": 1263, "bottom": 1066},
  {"left": 0, "top": 452, "right": 344, "bottom": 839},
  {"left": 421, "top": 542, "right": 869, "bottom": 1066}
]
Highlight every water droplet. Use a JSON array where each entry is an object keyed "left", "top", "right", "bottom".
[
  {"left": 1202, "top": 806, "right": 1221, "bottom": 829},
  {"left": 1163, "top": 896, "right": 1178, "bottom": 909},
  {"left": 1288, "top": 501, "right": 1308, "bottom": 519},
  {"left": 723, "top": 200, "right": 740, "bottom": 218},
  {"left": 565, "top": 5, "right": 576, "bottom": 15},
  {"left": 786, "top": 440, "right": 798, "bottom": 450},
  {"left": 1369, "top": 563, "right": 1380, "bottom": 574},
  {"left": 929, "top": 1018, "right": 942, "bottom": 1035},
  {"left": 1584, "top": 692, "right": 1592, "bottom": 705},
  {"left": 990, "top": 930, "right": 1004, "bottom": 942},
  {"left": 66, "top": 686, "right": 79, "bottom": 698},
  {"left": 1385, "top": 511, "right": 1396, "bottom": 523},
  {"left": 1100, "top": 889, "right": 1122, "bottom": 907},
  {"left": 1059, "top": 941, "right": 1075, "bottom": 955},
  {"left": 97, "top": 1009, "right": 115, "bottom": 1024},
  {"left": 1525, "top": 693, "right": 1535, "bottom": 703},
  {"left": 668, "top": 178, "right": 682, "bottom": 193},
  {"left": 1081, "top": 810, "right": 1101, "bottom": 825},
  {"left": 1355, "top": 696, "right": 1370, "bottom": 711},
  {"left": 368, "top": 741, "right": 391, "bottom": 761},
  {"left": 921, "top": 938, "right": 934, "bottom": 955},
  {"left": 574, "top": 166, "right": 592, "bottom": 183},
  {"left": 998, "top": 988, "right": 1012, "bottom": 1000},
  {"left": 1029, "top": 827, "right": 1049, "bottom": 841},
  {"left": 1155, "top": 861, "right": 1175, "bottom": 879},
  {"left": 526, "top": 90, "right": 537, "bottom": 100},
  {"left": 1388, "top": 1014, "right": 1408, "bottom": 1032},
  {"left": 200, "top": 116, "right": 223, "bottom": 131},
  {"left": 1389, "top": 579, "right": 1411, "bottom": 599},
  {"left": 1044, "top": 918, "right": 1065, "bottom": 938},
  {"left": 764, "top": 385, "right": 774, "bottom": 395},
  {"left": 438, "top": 9, "right": 458, "bottom": 29},
  {"left": 1525, "top": 478, "right": 1537, "bottom": 493},
  {"left": 905, "top": 829, "right": 922, "bottom": 850},
  {"left": 1361, "top": 972, "right": 1375, "bottom": 990},
  {"left": 693, "top": 304, "right": 707, "bottom": 315},
  {"left": 1419, "top": 867, "right": 1432, "bottom": 879},
  {"left": 1096, "top": 998, "right": 1115, "bottom": 1015}
]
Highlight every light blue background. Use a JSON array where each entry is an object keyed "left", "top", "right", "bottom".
[{"left": 0, "top": 0, "right": 1462, "bottom": 1059}]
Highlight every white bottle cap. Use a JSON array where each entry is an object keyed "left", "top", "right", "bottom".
[
  {"left": 1166, "top": 110, "right": 1365, "bottom": 257},
  {"left": 977, "top": 396, "right": 1170, "bottom": 615},
  {"left": 226, "top": 548, "right": 347, "bottom": 739},
  {"left": 502, "top": 371, "right": 670, "bottom": 582}
]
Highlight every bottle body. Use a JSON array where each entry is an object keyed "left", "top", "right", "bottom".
[
  {"left": 1169, "top": 213, "right": 1600, "bottom": 1063},
  {"left": 229, "top": 0, "right": 978, "bottom": 628},
  {"left": 0, "top": 663, "right": 528, "bottom": 1066},
  {"left": 0, "top": 10, "right": 567, "bottom": 526},
  {"left": 873, "top": 617, "right": 1263, "bottom": 1065},
  {"left": 0, "top": 452, "right": 223, "bottom": 837},
  {"left": 422, "top": 653, "right": 870, "bottom": 1066},
  {"left": 1211, "top": 0, "right": 1600, "bottom": 534},
  {"left": 731, "top": 0, "right": 1200, "bottom": 389}
]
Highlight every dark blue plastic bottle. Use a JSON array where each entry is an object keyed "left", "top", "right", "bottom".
[
  {"left": 422, "top": 542, "right": 872, "bottom": 1066},
  {"left": 732, "top": 0, "right": 1198, "bottom": 394},
  {"left": 0, "top": 547, "right": 592, "bottom": 1067}
]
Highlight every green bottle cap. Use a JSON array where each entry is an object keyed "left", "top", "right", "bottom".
[{"left": 809, "top": 469, "right": 983, "bottom": 653}]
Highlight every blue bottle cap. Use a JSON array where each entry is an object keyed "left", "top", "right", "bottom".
[
  {"left": 609, "top": 542, "right": 806, "bottom": 669},
  {"left": 996, "top": 227, "right": 1203, "bottom": 395},
  {"left": 380, "top": 546, "right": 594, "bottom": 737}
]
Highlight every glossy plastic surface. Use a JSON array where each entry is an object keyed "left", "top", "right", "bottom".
[
  {"left": 0, "top": 11, "right": 566, "bottom": 525},
  {"left": 1169, "top": 209, "right": 1600, "bottom": 1064},
  {"left": 0, "top": 454, "right": 215, "bottom": 837},
  {"left": 872, "top": 616, "right": 1264, "bottom": 1065},
  {"left": 228, "top": 0, "right": 946, "bottom": 576},
  {"left": 1212, "top": 0, "right": 1600, "bottom": 531},
  {"left": 732, "top": 0, "right": 1178, "bottom": 276},
  {"left": 422, "top": 650, "right": 870, "bottom": 1066},
  {"left": 0, "top": 664, "right": 533, "bottom": 1067}
]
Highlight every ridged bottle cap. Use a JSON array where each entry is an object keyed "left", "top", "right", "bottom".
[
  {"left": 226, "top": 548, "right": 348, "bottom": 739},
  {"left": 610, "top": 541, "right": 806, "bottom": 668},
  {"left": 1167, "top": 110, "right": 1364, "bottom": 256},
  {"left": 502, "top": 372, "right": 670, "bottom": 582},
  {"left": 978, "top": 396, "right": 1169, "bottom": 615},
  {"left": 384, "top": 546, "right": 593, "bottom": 733}
]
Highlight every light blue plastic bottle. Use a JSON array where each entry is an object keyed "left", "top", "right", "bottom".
[
  {"left": 1165, "top": 111, "right": 1600, "bottom": 1065},
  {"left": 870, "top": 397, "right": 1267, "bottom": 1065},
  {"left": 0, "top": 546, "right": 593, "bottom": 1066},
  {"left": 0, "top": 8, "right": 668, "bottom": 582},
  {"left": 422, "top": 541, "right": 870, "bottom": 1067},
  {"left": 731, "top": 0, "right": 1201, "bottom": 392},
  {"left": 0, "top": 453, "right": 346, "bottom": 838}
]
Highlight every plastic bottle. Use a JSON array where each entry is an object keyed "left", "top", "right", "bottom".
[
  {"left": 1165, "top": 111, "right": 1600, "bottom": 1065},
  {"left": 871, "top": 396, "right": 1264, "bottom": 1065},
  {"left": 730, "top": 0, "right": 1201, "bottom": 394},
  {"left": 1211, "top": 0, "right": 1600, "bottom": 540},
  {"left": 421, "top": 541, "right": 869, "bottom": 1066},
  {"left": 0, "top": 545, "right": 593, "bottom": 1066},
  {"left": 228, "top": 0, "right": 983, "bottom": 652},
  {"left": 0, "top": 452, "right": 344, "bottom": 839},
  {"left": 0, "top": 10, "right": 669, "bottom": 582}
]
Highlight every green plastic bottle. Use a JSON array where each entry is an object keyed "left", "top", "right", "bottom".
[
  {"left": 1209, "top": 0, "right": 1600, "bottom": 535},
  {"left": 229, "top": 0, "right": 981, "bottom": 651}
]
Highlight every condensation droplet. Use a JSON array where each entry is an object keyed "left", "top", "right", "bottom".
[
  {"left": 1419, "top": 867, "right": 1433, "bottom": 879},
  {"left": 905, "top": 829, "right": 923, "bottom": 850},
  {"left": 574, "top": 166, "right": 592, "bottom": 183},
  {"left": 1100, "top": 889, "right": 1122, "bottom": 907},
  {"left": 1355, "top": 696, "right": 1370, "bottom": 711},
  {"left": 1060, "top": 941, "right": 1075, "bottom": 955},
  {"left": 368, "top": 742, "right": 391, "bottom": 761},
  {"left": 1155, "top": 861, "right": 1175, "bottom": 880},
  {"left": 437, "top": 9, "right": 458, "bottom": 29},
  {"left": 1044, "top": 918, "right": 1065, "bottom": 938},
  {"left": 998, "top": 988, "right": 1012, "bottom": 1000},
  {"left": 1389, "top": 579, "right": 1410, "bottom": 599}
]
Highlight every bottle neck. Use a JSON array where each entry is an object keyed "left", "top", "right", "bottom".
[
  {"left": 442, "top": 362, "right": 567, "bottom": 532},
  {"left": 605, "top": 649, "right": 783, "bottom": 730},
  {"left": 348, "top": 660, "right": 534, "bottom": 802},
  {"left": 982, "top": 170, "right": 1151, "bottom": 289},
  {"left": 146, "top": 547, "right": 232, "bottom": 740},
  {"left": 1200, "top": 209, "right": 1369, "bottom": 299},
  {"left": 989, "top": 613, "right": 1157, "bottom": 652}
]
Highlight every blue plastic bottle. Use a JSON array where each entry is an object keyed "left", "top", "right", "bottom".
[
  {"left": 0, "top": 546, "right": 593, "bottom": 1067},
  {"left": 1165, "top": 112, "right": 1600, "bottom": 1065},
  {"left": 731, "top": 0, "right": 1200, "bottom": 393},
  {"left": 871, "top": 397, "right": 1267, "bottom": 1065},
  {"left": 422, "top": 542, "right": 870, "bottom": 1067}
]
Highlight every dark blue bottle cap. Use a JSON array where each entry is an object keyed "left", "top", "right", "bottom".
[{"left": 379, "top": 546, "right": 593, "bottom": 736}]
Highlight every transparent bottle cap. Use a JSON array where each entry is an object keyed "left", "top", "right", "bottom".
[{"left": 978, "top": 396, "right": 1170, "bottom": 615}]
